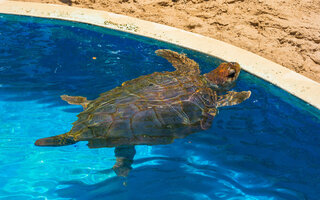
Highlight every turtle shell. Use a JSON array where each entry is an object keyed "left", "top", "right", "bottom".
[{"left": 68, "top": 71, "right": 217, "bottom": 148}]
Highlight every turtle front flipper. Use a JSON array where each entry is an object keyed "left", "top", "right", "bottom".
[
  {"left": 201, "top": 108, "right": 218, "bottom": 130},
  {"left": 61, "top": 95, "right": 91, "bottom": 109},
  {"left": 217, "top": 91, "right": 251, "bottom": 107},
  {"left": 155, "top": 49, "right": 200, "bottom": 75},
  {"left": 35, "top": 133, "right": 77, "bottom": 146},
  {"left": 113, "top": 145, "right": 136, "bottom": 177}
]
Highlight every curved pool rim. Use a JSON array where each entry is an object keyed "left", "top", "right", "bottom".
[{"left": 0, "top": 0, "right": 319, "bottom": 110}]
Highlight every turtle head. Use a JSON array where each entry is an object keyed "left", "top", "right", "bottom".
[{"left": 204, "top": 62, "right": 241, "bottom": 91}]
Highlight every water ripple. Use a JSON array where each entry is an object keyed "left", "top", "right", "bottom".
[{"left": 0, "top": 13, "right": 319, "bottom": 200}]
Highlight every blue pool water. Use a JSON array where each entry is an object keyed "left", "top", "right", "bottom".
[{"left": 0, "top": 14, "right": 320, "bottom": 200}]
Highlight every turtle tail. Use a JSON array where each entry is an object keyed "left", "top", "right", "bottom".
[{"left": 35, "top": 133, "right": 77, "bottom": 147}]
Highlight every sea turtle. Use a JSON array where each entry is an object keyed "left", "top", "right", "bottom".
[{"left": 35, "top": 49, "right": 251, "bottom": 176}]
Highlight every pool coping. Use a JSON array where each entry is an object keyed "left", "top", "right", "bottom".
[{"left": 1, "top": 1, "right": 319, "bottom": 110}]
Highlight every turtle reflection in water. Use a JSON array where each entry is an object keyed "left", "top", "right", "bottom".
[{"left": 35, "top": 49, "right": 251, "bottom": 177}]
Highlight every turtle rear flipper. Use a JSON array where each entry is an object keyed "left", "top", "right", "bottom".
[
  {"left": 217, "top": 91, "right": 251, "bottom": 107},
  {"left": 35, "top": 133, "right": 77, "bottom": 146},
  {"left": 61, "top": 95, "right": 91, "bottom": 109},
  {"left": 113, "top": 146, "right": 136, "bottom": 177}
]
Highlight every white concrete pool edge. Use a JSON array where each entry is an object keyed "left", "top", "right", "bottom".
[{"left": 1, "top": 1, "right": 319, "bottom": 110}]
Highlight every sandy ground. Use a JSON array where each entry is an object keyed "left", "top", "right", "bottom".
[{"left": 16, "top": 0, "right": 320, "bottom": 83}]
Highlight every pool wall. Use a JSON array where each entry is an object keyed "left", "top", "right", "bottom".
[{"left": 0, "top": 0, "right": 319, "bottom": 109}]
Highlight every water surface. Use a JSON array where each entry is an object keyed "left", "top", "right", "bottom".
[{"left": 0, "top": 14, "right": 320, "bottom": 200}]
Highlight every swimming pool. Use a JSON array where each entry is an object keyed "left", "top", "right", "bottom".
[{"left": 0, "top": 13, "right": 320, "bottom": 200}]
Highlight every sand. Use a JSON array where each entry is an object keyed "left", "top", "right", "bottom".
[{"left": 16, "top": 0, "right": 320, "bottom": 83}]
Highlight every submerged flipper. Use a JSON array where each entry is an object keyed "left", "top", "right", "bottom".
[
  {"left": 217, "top": 91, "right": 251, "bottom": 107},
  {"left": 113, "top": 146, "right": 136, "bottom": 177},
  {"left": 34, "top": 133, "right": 77, "bottom": 146},
  {"left": 61, "top": 95, "right": 91, "bottom": 109},
  {"left": 155, "top": 49, "right": 200, "bottom": 75},
  {"left": 200, "top": 108, "right": 218, "bottom": 130}
]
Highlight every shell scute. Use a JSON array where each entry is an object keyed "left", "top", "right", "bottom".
[
  {"left": 77, "top": 129, "right": 94, "bottom": 140},
  {"left": 154, "top": 103, "right": 189, "bottom": 127},
  {"left": 94, "top": 103, "right": 117, "bottom": 114},
  {"left": 71, "top": 120, "right": 88, "bottom": 132},
  {"left": 131, "top": 109, "right": 163, "bottom": 137},
  {"left": 113, "top": 92, "right": 139, "bottom": 105},
  {"left": 88, "top": 113, "right": 113, "bottom": 126},
  {"left": 107, "top": 119, "right": 132, "bottom": 138},
  {"left": 152, "top": 73, "right": 179, "bottom": 86},
  {"left": 159, "top": 87, "right": 186, "bottom": 100},
  {"left": 180, "top": 101, "right": 203, "bottom": 124}
]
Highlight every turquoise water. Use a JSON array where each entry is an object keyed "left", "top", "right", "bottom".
[{"left": 0, "top": 14, "right": 320, "bottom": 200}]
